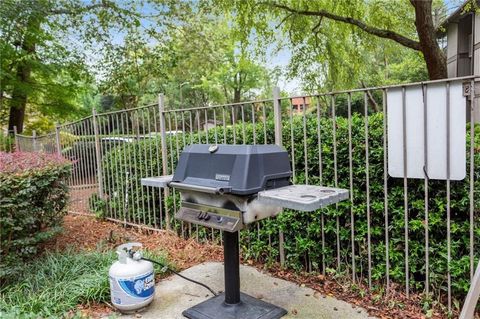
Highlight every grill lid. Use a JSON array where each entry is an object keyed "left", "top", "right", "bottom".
[{"left": 171, "top": 144, "right": 292, "bottom": 195}]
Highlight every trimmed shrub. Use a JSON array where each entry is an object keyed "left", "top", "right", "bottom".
[
  {"left": 0, "top": 152, "right": 71, "bottom": 280},
  {"left": 101, "top": 113, "right": 480, "bottom": 301}
]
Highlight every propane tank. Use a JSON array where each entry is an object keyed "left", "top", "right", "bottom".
[{"left": 109, "top": 242, "right": 155, "bottom": 312}]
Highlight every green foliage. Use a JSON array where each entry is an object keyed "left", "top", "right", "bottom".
[
  {"left": 0, "top": 131, "right": 15, "bottom": 152},
  {"left": 100, "top": 112, "right": 480, "bottom": 302},
  {"left": 0, "top": 152, "right": 71, "bottom": 281},
  {"left": 89, "top": 193, "right": 108, "bottom": 219},
  {"left": 0, "top": 0, "right": 95, "bottom": 131},
  {"left": 0, "top": 250, "right": 115, "bottom": 318},
  {"left": 100, "top": 137, "right": 167, "bottom": 226},
  {"left": 1, "top": 0, "right": 177, "bottom": 131},
  {"left": 217, "top": 0, "right": 434, "bottom": 90},
  {"left": 64, "top": 138, "right": 97, "bottom": 181},
  {"left": 99, "top": 10, "right": 273, "bottom": 110},
  {"left": 60, "top": 131, "right": 79, "bottom": 149}
]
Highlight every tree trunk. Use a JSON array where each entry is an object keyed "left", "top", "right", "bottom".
[
  {"left": 232, "top": 72, "right": 242, "bottom": 103},
  {"left": 8, "top": 94, "right": 27, "bottom": 134},
  {"left": 8, "top": 56, "right": 32, "bottom": 134},
  {"left": 8, "top": 15, "right": 39, "bottom": 134},
  {"left": 411, "top": 0, "right": 447, "bottom": 80},
  {"left": 233, "top": 88, "right": 241, "bottom": 103}
]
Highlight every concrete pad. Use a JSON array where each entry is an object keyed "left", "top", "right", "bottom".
[{"left": 123, "top": 262, "right": 375, "bottom": 319}]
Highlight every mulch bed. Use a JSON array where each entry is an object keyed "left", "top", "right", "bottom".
[
  {"left": 44, "top": 214, "right": 468, "bottom": 319},
  {"left": 44, "top": 214, "right": 224, "bottom": 270}
]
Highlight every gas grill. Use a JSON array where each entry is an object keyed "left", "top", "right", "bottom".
[{"left": 142, "top": 144, "right": 348, "bottom": 319}]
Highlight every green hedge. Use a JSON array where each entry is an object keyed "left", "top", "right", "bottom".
[
  {"left": 0, "top": 152, "right": 71, "bottom": 282},
  {"left": 101, "top": 113, "right": 480, "bottom": 301}
]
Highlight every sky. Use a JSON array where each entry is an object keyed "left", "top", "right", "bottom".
[{"left": 268, "top": 48, "right": 298, "bottom": 93}]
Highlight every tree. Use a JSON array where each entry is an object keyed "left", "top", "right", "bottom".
[
  {"left": 156, "top": 13, "right": 271, "bottom": 106},
  {"left": 97, "top": 31, "right": 166, "bottom": 110},
  {"left": 0, "top": 0, "right": 176, "bottom": 133},
  {"left": 213, "top": 46, "right": 269, "bottom": 103},
  {"left": 99, "top": 11, "right": 272, "bottom": 109},
  {"left": 218, "top": 0, "right": 451, "bottom": 81}
]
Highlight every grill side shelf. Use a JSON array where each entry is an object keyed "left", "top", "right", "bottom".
[
  {"left": 257, "top": 185, "right": 349, "bottom": 212},
  {"left": 141, "top": 175, "right": 173, "bottom": 188}
]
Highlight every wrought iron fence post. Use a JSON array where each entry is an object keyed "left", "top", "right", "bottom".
[
  {"left": 55, "top": 123, "right": 61, "bottom": 156},
  {"left": 32, "top": 130, "right": 37, "bottom": 152},
  {"left": 13, "top": 126, "right": 19, "bottom": 152},
  {"left": 92, "top": 108, "right": 104, "bottom": 199},
  {"left": 158, "top": 94, "right": 171, "bottom": 230},
  {"left": 273, "top": 86, "right": 285, "bottom": 267}
]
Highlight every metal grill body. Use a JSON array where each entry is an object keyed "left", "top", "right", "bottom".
[
  {"left": 172, "top": 144, "right": 291, "bottom": 195},
  {"left": 142, "top": 144, "right": 349, "bottom": 319}
]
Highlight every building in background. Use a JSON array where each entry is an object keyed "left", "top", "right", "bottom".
[
  {"left": 439, "top": 1, "right": 480, "bottom": 122},
  {"left": 291, "top": 97, "right": 311, "bottom": 114}
]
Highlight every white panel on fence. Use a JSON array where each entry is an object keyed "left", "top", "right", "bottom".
[{"left": 387, "top": 81, "right": 466, "bottom": 180}]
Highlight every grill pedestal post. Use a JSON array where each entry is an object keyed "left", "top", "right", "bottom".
[
  {"left": 182, "top": 230, "right": 287, "bottom": 319},
  {"left": 224, "top": 230, "right": 240, "bottom": 304}
]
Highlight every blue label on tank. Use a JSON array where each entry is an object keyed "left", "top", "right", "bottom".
[{"left": 118, "top": 272, "right": 155, "bottom": 299}]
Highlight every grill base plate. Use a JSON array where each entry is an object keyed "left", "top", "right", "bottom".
[{"left": 182, "top": 292, "right": 287, "bottom": 319}]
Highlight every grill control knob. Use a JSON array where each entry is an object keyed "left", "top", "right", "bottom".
[
  {"left": 204, "top": 213, "right": 211, "bottom": 221},
  {"left": 197, "top": 211, "right": 204, "bottom": 220},
  {"left": 216, "top": 216, "right": 223, "bottom": 223}
]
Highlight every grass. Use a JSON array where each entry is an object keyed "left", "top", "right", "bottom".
[{"left": 0, "top": 249, "right": 168, "bottom": 319}]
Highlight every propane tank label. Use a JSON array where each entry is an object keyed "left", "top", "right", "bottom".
[{"left": 110, "top": 271, "right": 154, "bottom": 305}]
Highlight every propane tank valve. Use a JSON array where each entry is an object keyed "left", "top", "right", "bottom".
[{"left": 132, "top": 251, "right": 143, "bottom": 261}]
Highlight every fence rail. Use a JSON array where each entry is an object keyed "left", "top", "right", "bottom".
[{"left": 8, "top": 76, "right": 480, "bottom": 314}]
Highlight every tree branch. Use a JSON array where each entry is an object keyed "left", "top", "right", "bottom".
[
  {"left": 312, "top": 17, "right": 323, "bottom": 48},
  {"left": 275, "top": 12, "right": 294, "bottom": 28},
  {"left": 361, "top": 81, "right": 379, "bottom": 112},
  {"left": 48, "top": 0, "right": 155, "bottom": 20},
  {"left": 312, "top": 17, "right": 323, "bottom": 33},
  {"left": 264, "top": 2, "right": 421, "bottom": 51}
]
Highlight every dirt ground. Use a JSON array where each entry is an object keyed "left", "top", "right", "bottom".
[
  {"left": 45, "top": 214, "right": 463, "bottom": 319},
  {"left": 45, "top": 214, "right": 224, "bottom": 270}
]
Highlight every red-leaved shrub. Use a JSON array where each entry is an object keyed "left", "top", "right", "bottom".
[{"left": 0, "top": 151, "right": 70, "bottom": 173}]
